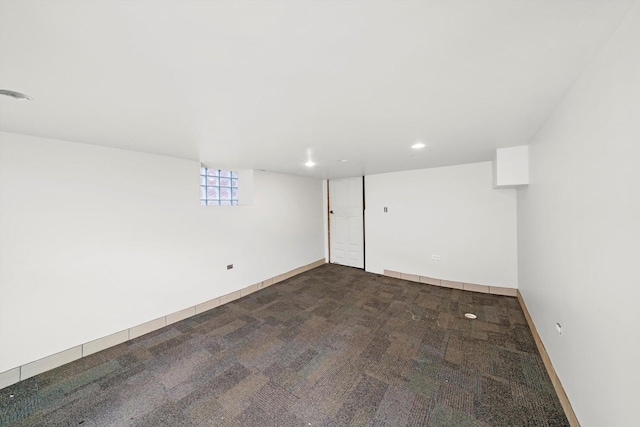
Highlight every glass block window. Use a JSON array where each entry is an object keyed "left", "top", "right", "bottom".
[{"left": 200, "top": 166, "right": 238, "bottom": 206}]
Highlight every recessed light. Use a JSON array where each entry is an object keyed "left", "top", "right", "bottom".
[
  {"left": 411, "top": 142, "right": 426, "bottom": 149},
  {"left": 305, "top": 161, "right": 315, "bottom": 167},
  {"left": 339, "top": 159, "right": 348, "bottom": 163}
]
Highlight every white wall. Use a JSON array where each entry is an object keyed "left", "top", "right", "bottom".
[
  {"left": 365, "top": 162, "right": 517, "bottom": 287},
  {"left": 493, "top": 145, "right": 529, "bottom": 188},
  {"left": 517, "top": 4, "right": 640, "bottom": 426},
  {"left": 0, "top": 132, "right": 324, "bottom": 373}
]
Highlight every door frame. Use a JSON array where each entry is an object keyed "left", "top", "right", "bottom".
[{"left": 327, "top": 177, "right": 366, "bottom": 270}]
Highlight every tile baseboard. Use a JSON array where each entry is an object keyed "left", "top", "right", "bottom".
[
  {"left": 241, "top": 283, "right": 259, "bottom": 297},
  {"left": 130, "top": 317, "right": 166, "bottom": 340},
  {"left": 517, "top": 291, "right": 580, "bottom": 427},
  {"left": 0, "top": 258, "right": 327, "bottom": 389},
  {"left": 419, "top": 276, "right": 440, "bottom": 286},
  {"left": 440, "top": 279, "right": 464, "bottom": 290},
  {"left": 166, "top": 306, "right": 196, "bottom": 326},
  {"left": 20, "top": 346, "right": 82, "bottom": 381},
  {"left": 0, "top": 367, "right": 21, "bottom": 390},
  {"left": 258, "top": 278, "right": 273, "bottom": 289},
  {"left": 383, "top": 269, "right": 517, "bottom": 297},
  {"left": 219, "top": 290, "right": 242, "bottom": 305},
  {"left": 488, "top": 286, "right": 518, "bottom": 296},
  {"left": 463, "top": 282, "right": 489, "bottom": 293},
  {"left": 383, "top": 269, "right": 401, "bottom": 279},
  {"left": 400, "top": 273, "right": 420, "bottom": 282},
  {"left": 83, "top": 330, "right": 129, "bottom": 357}
]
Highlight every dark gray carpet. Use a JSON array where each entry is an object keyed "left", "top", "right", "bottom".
[{"left": 0, "top": 264, "right": 569, "bottom": 426}]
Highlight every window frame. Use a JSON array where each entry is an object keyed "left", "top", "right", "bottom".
[{"left": 200, "top": 166, "right": 239, "bottom": 206}]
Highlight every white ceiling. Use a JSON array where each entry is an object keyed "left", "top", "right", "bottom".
[{"left": 0, "top": 1, "right": 634, "bottom": 179}]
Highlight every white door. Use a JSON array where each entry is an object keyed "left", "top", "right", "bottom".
[{"left": 329, "top": 177, "right": 364, "bottom": 268}]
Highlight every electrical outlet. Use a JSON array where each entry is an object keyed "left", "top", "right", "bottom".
[
  {"left": 384, "top": 207, "right": 388, "bottom": 213},
  {"left": 227, "top": 264, "right": 233, "bottom": 270},
  {"left": 431, "top": 254, "right": 440, "bottom": 261}
]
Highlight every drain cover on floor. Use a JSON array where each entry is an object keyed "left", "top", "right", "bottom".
[{"left": 464, "top": 313, "right": 477, "bottom": 319}]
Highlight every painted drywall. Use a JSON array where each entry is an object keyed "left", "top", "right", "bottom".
[
  {"left": 0, "top": 132, "right": 324, "bottom": 372},
  {"left": 365, "top": 162, "right": 517, "bottom": 287},
  {"left": 493, "top": 145, "right": 529, "bottom": 188},
  {"left": 517, "top": 4, "right": 640, "bottom": 426}
]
